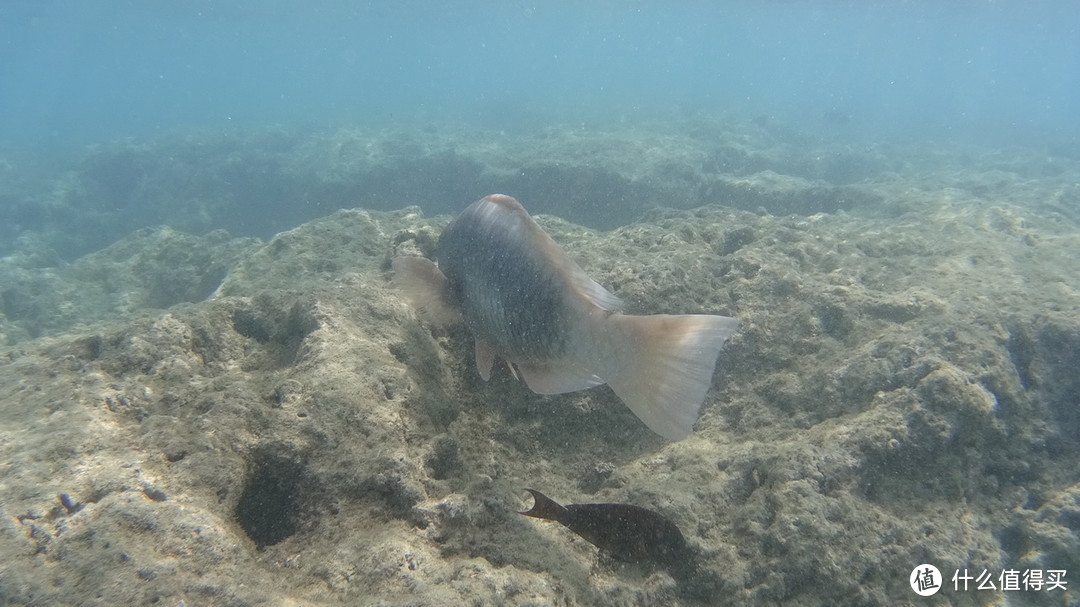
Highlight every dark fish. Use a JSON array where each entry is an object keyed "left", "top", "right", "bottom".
[
  {"left": 520, "top": 489, "right": 688, "bottom": 564},
  {"left": 393, "top": 194, "right": 738, "bottom": 440}
]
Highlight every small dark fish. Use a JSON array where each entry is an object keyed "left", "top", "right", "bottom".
[
  {"left": 393, "top": 194, "right": 738, "bottom": 440},
  {"left": 520, "top": 488, "right": 688, "bottom": 564}
]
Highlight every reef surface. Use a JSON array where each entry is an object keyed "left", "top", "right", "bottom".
[{"left": 1, "top": 119, "right": 1078, "bottom": 605}]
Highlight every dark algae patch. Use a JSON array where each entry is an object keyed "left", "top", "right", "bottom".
[{"left": 236, "top": 450, "right": 310, "bottom": 548}]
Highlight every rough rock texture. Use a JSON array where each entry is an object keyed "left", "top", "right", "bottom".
[
  {"left": 0, "top": 227, "right": 259, "bottom": 342},
  {"left": 1, "top": 125, "right": 1079, "bottom": 606},
  {"left": 18, "top": 115, "right": 1080, "bottom": 259}
]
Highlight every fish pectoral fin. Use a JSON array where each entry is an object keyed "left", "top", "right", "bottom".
[
  {"left": 475, "top": 340, "right": 496, "bottom": 381},
  {"left": 391, "top": 256, "right": 460, "bottom": 324},
  {"left": 514, "top": 361, "right": 605, "bottom": 394}
]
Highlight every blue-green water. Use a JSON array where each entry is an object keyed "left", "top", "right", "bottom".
[{"left": 2, "top": 0, "right": 1077, "bottom": 149}]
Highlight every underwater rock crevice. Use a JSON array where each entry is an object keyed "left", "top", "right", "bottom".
[{"left": 234, "top": 447, "right": 317, "bottom": 549}]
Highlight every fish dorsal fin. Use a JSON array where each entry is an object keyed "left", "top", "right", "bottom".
[
  {"left": 561, "top": 261, "right": 623, "bottom": 312},
  {"left": 482, "top": 194, "right": 622, "bottom": 312}
]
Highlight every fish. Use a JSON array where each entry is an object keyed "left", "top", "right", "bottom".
[
  {"left": 519, "top": 488, "right": 689, "bottom": 564},
  {"left": 392, "top": 194, "right": 738, "bottom": 440}
]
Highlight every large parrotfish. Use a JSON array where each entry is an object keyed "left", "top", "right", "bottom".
[{"left": 392, "top": 194, "right": 738, "bottom": 440}]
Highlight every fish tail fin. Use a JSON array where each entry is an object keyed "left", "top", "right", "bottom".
[
  {"left": 596, "top": 313, "right": 739, "bottom": 441},
  {"left": 391, "top": 256, "right": 460, "bottom": 324},
  {"left": 520, "top": 489, "right": 568, "bottom": 522}
]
